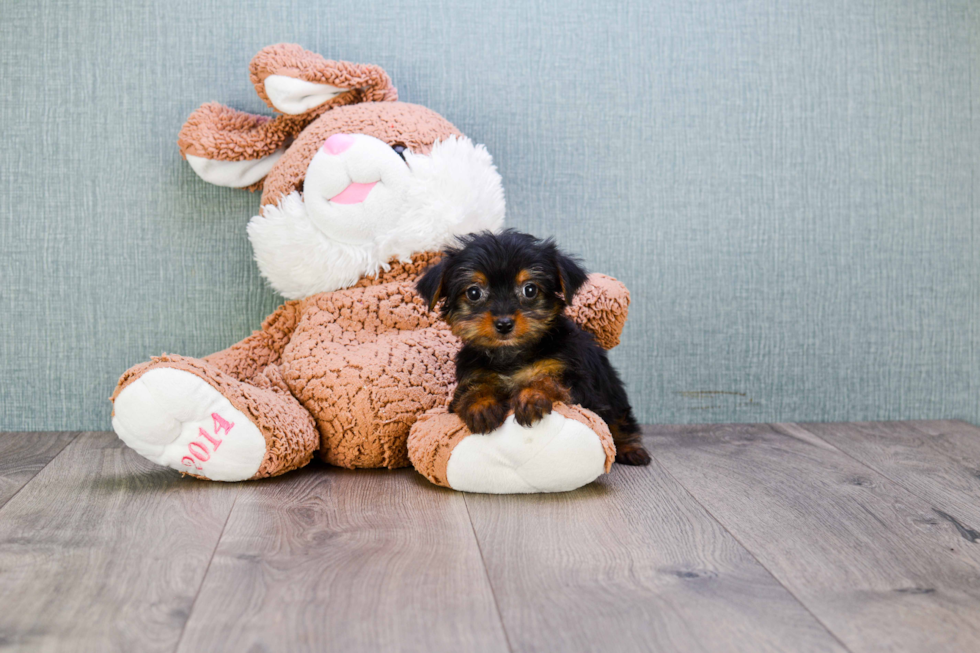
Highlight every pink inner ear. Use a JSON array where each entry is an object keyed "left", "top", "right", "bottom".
[
  {"left": 330, "top": 181, "right": 377, "bottom": 204},
  {"left": 322, "top": 133, "right": 355, "bottom": 155}
]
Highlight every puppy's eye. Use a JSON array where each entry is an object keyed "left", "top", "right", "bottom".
[
  {"left": 522, "top": 283, "right": 538, "bottom": 299},
  {"left": 392, "top": 144, "right": 407, "bottom": 161},
  {"left": 466, "top": 286, "right": 483, "bottom": 302}
]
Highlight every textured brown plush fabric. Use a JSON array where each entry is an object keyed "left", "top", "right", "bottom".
[
  {"left": 124, "top": 43, "right": 634, "bottom": 485},
  {"left": 111, "top": 261, "right": 629, "bottom": 478},
  {"left": 406, "top": 403, "right": 617, "bottom": 488},
  {"left": 283, "top": 276, "right": 451, "bottom": 468},
  {"left": 352, "top": 251, "right": 443, "bottom": 288},
  {"left": 202, "top": 254, "right": 444, "bottom": 386},
  {"left": 248, "top": 43, "right": 397, "bottom": 110},
  {"left": 405, "top": 406, "right": 472, "bottom": 488},
  {"left": 204, "top": 300, "right": 304, "bottom": 382},
  {"left": 178, "top": 103, "right": 284, "bottom": 162},
  {"left": 565, "top": 273, "right": 631, "bottom": 350}
]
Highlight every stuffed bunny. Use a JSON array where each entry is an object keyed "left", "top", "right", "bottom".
[{"left": 110, "top": 44, "right": 631, "bottom": 493}]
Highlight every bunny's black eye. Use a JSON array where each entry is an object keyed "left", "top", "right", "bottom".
[
  {"left": 392, "top": 144, "right": 407, "bottom": 161},
  {"left": 522, "top": 283, "right": 538, "bottom": 299},
  {"left": 466, "top": 286, "right": 483, "bottom": 302}
]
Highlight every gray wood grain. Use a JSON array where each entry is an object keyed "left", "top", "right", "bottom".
[
  {"left": 646, "top": 423, "right": 980, "bottom": 653},
  {"left": 0, "top": 432, "right": 240, "bottom": 653},
  {"left": 7, "top": 422, "right": 980, "bottom": 652},
  {"left": 176, "top": 466, "right": 510, "bottom": 653},
  {"left": 0, "top": 432, "right": 77, "bottom": 509},
  {"left": 786, "top": 420, "right": 980, "bottom": 531},
  {"left": 463, "top": 458, "right": 847, "bottom": 653}
]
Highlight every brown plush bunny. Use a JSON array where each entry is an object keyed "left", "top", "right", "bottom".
[{"left": 110, "top": 44, "right": 630, "bottom": 493}]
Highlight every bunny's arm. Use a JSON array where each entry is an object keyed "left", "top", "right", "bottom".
[
  {"left": 203, "top": 301, "right": 304, "bottom": 382},
  {"left": 567, "top": 274, "right": 631, "bottom": 350}
]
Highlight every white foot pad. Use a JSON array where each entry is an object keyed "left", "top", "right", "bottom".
[
  {"left": 445, "top": 412, "right": 607, "bottom": 494},
  {"left": 112, "top": 368, "right": 266, "bottom": 481}
]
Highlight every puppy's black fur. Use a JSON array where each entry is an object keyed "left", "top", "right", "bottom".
[{"left": 417, "top": 229, "right": 650, "bottom": 465}]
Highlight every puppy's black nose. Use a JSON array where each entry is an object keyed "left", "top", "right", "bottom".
[{"left": 494, "top": 317, "right": 515, "bottom": 335}]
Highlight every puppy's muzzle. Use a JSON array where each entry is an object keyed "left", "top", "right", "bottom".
[{"left": 494, "top": 316, "right": 515, "bottom": 335}]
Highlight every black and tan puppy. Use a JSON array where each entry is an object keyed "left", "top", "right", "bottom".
[{"left": 416, "top": 229, "right": 650, "bottom": 465}]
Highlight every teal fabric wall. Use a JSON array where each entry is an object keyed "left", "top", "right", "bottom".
[{"left": 1, "top": 0, "right": 978, "bottom": 430}]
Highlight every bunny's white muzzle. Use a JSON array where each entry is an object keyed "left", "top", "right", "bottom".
[{"left": 247, "top": 135, "right": 506, "bottom": 299}]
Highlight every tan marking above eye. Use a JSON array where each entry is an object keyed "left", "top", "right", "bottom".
[
  {"left": 516, "top": 269, "right": 532, "bottom": 285},
  {"left": 471, "top": 271, "right": 488, "bottom": 285}
]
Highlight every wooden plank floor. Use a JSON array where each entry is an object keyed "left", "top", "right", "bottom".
[{"left": 0, "top": 421, "right": 978, "bottom": 652}]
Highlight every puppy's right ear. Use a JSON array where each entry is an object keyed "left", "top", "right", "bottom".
[
  {"left": 554, "top": 249, "right": 589, "bottom": 305},
  {"left": 416, "top": 261, "right": 446, "bottom": 312}
]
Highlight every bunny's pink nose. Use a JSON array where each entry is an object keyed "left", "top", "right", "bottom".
[{"left": 322, "top": 133, "right": 355, "bottom": 155}]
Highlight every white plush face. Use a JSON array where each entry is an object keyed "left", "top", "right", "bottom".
[
  {"left": 247, "top": 134, "right": 505, "bottom": 299},
  {"left": 302, "top": 133, "right": 415, "bottom": 245}
]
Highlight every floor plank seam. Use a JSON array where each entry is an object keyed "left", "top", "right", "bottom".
[
  {"left": 0, "top": 431, "right": 81, "bottom": 514},
  {"left": 462, "top": 496, "right": 515, "bottom": 653},
  {"left": 783, "top": 423, "right": 980, "bottom": 536},
  {"left": 8, "top": 427, "right": 973, "bottom": 651},
  {"left": 645, "top": 442, "right": 856, "bottom": 653},
  {"left": 171, "top": 485, "right": 242, "bottom": 653}
]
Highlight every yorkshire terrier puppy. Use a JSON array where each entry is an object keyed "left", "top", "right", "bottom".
[{"left": 416, "top": 229, "right": 651, "bottom": 465}]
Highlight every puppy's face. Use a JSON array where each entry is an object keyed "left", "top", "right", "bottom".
[
  {"left": 417, "top": 230, "right": 588, "bottom": 349},
  {"left": 446, "top": 264, "right": 560, "bottom": 348}
]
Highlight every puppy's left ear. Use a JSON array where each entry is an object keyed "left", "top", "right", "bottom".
[
  {"left": 416, "top": 261, "right": 446, "bottom": 312},
  {"left": 555, "top": 251, "right": 589, "bottom": 305}
]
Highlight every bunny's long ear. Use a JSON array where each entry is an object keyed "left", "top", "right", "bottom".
[
  {"left": 177, "top": 103, "right": 292, "bottom": 189},
  {"left": 249, "top": 43, "right": 397, "bottom": 115},
  {"left": 177, "top": 44, "right": 397, "bottom": 190}
]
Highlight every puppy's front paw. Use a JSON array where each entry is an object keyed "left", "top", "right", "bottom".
[
  {"left": 460, "top": 396, "right": 509, "bottom": 434},
  {"left": 615, "top": 442, "right": 652, "bottom": 466},
  {"left": 513, "top": 388, "right": 554, "bottom": 428}
]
